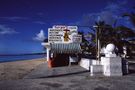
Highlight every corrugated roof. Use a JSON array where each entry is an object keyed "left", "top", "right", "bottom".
[{"left": 50, "top": 43, "right": 82, "bottom": 54}]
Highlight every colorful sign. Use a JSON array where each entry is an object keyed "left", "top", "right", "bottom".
[{"left": 48, "top": 25, "right": 81, "bottom": 43}]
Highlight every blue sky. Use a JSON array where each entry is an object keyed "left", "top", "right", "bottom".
[{"left": 0, "top": 0, "right": 135, "bottom": 54}]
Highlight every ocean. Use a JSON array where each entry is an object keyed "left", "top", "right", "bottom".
[{"left": 0, "top": 54, "right": 46, "bottom": 63}]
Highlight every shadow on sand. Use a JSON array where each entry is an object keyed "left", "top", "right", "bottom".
[{"left": 38, "top": 70, "right": 89, "bottom": 78}]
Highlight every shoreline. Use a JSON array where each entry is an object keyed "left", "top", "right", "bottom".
[
  {"left": 0, "top": 57, "right": 46, "bottom": 63},
  {"left": 0, "top": 58, "right": 46, "bottom": 80}
]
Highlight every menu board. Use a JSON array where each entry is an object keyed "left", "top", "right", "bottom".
[{"left": 48, "top": 25, "right": 81, "bottom": 43}]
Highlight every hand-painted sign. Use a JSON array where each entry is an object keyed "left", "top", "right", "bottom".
[
  {"left": 48, "top": 25, "right": 81, "bottom": 43},
  {"left": 48, "top": 28, "right": 63, "bottom": 43},
  {"left": 72, "top": 35, "right": 82, "bottom": 43}
]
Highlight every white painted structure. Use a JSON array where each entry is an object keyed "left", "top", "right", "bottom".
[
  {"left": 41, "top": 43, "right": 50, "bottom": 61},
  {"left": 42, "top": 25, "right": 82, "bottom": 66},
  {"left": 101, "top": 43, "right": 122, "bottom": 76},
  {"left": 79, "top": 58, "right": 100, "bottom": 70},
  {"left": 104, "top": 44, "right": 117, "bottom": 57},
  {"left": 79, "top": 43, "right": 127, "bottom": 76},
  {"left": 101, "top": 57, "right": 122, "bottom": 76},
  {"left": 79, "top": 58, "right": 103, "bottom": 76}
]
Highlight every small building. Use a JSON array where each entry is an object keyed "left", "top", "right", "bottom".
[{"left": 42, "top": 25, "right": 82, "bottom": 67}]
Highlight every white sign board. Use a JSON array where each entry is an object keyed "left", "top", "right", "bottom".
[
  {"left": 48, "top": 28, "right": 63, "bottom": 43},
  {"left": 72, "top": 35, "right": 82, "bottom": 43},
  {"left": 48, "top": 25, "right": 81, "bottom": 43},
  {"left": 53, "top": 25, "right": 67, "bottom": 30}
]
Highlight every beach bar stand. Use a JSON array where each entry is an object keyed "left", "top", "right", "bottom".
[
  {"left": 42, "top": 43, "right": 82, "bottom": 67},
  {"left": 42, "top": 25, "right": 82, "bottom": 68}
]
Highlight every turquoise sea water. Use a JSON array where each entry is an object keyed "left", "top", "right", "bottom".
[{"left": 0, "top": 54, "right": 46, "bottom": 63}]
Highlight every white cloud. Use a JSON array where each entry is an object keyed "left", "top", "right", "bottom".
[
  {"left": 98, "top": 11, "right": 117, "bottom": 25},
  {"left": 73, "top": 0, "right": 130, "bottom": 27},
  {"left": 0, "top": 25, "right": 18, "bottom": 35},
  {"left": 104, "top": 0, "right": 128, "bottom": 14},
  {"left": 33, "top": 30, "right": 46, "bottom": 41}
]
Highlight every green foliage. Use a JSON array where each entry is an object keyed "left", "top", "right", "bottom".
[
  {"left": 78, "top": 31, "right": 96, "bottom": 54},
  {"left": 123, "top": 12, "right": 135, "bottom": 26},
  {"left": 84, "top": 19, "right": 135, "bottom": 55}
]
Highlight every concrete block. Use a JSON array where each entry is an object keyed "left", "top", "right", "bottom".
[
  {"left": 79, "top": 58, "right": 99, "bottom": 70},
  {"left": 101, "top": 57, "right": 122, "bottom": 65},
  {"left": 79, "top": 58, "right": 90, "bottom": 70},
  {"left": 90, "top": 65, "right": 103, "bottom": 76},
  {"left": 101, "top": 57, "right": 122, "bottom": 76}
]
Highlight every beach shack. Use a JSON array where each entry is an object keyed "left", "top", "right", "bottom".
[{"left": 42, "top": 25, "right": 82, "bottom": 67}]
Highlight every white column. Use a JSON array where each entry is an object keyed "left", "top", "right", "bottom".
[{"left": 41, "top": 43, "right": 51, "bottom": 61}]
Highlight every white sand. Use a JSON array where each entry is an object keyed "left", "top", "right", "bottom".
[{"left": 0, "top": 58, "right": 46, "bottom": 80}]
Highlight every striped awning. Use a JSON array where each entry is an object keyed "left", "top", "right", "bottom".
[{"left": 50, "top": 43, "right": 82, "bottom": 54}]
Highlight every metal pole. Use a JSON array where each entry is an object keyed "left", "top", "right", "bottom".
[
  {"left": 97, "top": 39, "right": 100, "bottom": 60},
  {"left": 93, "top": 26, "right": 98, "bottom": 60},
  {"left": 93, "top": 25, "right": 101, "bottom": 61},
  {"left": 97, "top": 36, "right": 101, "bottom": 61},
  {"left": 96, "top": 28, "right": 98, "bottom": 60}
]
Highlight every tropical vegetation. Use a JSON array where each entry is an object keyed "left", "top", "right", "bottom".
[{"left": 81, "top": 12, "right": 135, "bottom": 57}]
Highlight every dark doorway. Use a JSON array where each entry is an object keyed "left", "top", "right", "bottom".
[{"left": 53, "top": 54, "right": 69, "bottom": 67}]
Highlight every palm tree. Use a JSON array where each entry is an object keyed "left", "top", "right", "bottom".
[
  {"left": 123, "top": 12, "right": 135, "bottom": 26},
  {"left": 78, "top": 31, "right": 90, "bottom": 53},
  {"left": 88, "top": 21, "right": 135, "bottom": 56},
  {"left": 122, "top": 12, "right": 135, "bottom": 56}
]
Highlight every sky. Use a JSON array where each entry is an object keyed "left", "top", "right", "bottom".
[{"left": 0, "top": 0, "right": 135, "bottom": 54}]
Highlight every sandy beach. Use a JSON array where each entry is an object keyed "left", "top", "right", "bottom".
[{"left": 0, "top": 58, "right": 46, "bottom": 80}]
